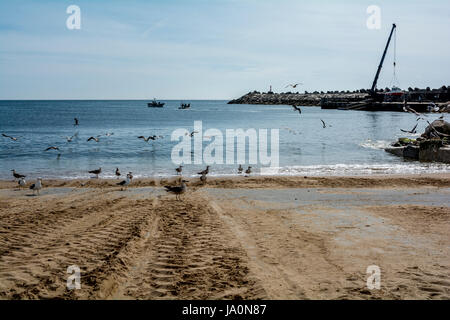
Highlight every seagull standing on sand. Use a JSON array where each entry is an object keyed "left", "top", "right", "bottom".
[
  {"left": 164, "top": 180, "right": 188, "bottom": 201},
  {"left": 198, "top": 166, "right": 210, "bottom": 175},
  {"left": 89, "top": 167, "right": 102, "bottom": 178},
  {"left": 115, "top": 168, "right": 121, "bottom": 178},
  {"left": 2, "top": 133, "right": 18, "bottom": 141},
  {"left": 117, "top": 173, "right": 132, "bottom": 190},
  {"left": 238, "top": 164, "right": 243, "bottom": 174},
  {"left": 18, "top": 178, "right": 26, "bottom": 189},
  {"left": 245, "top": 166, "right": 252, "bottom": 176},
  {"left": 175, "top": 165, "right": 183, "bottom": 175},
  {"left": 30, "top": 178, "right": 42, "bottom": 195},
  {"left": 11, "top": 170, "right": 26, "bottom": 181},
  {"left": 200, "top": 173, "right": 207, "bottom": 184}
]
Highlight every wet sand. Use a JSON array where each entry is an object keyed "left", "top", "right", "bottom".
[{"left": 0, "top": 174, "right": 449, "bottom": 299}]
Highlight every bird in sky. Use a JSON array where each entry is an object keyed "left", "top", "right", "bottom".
[
  {"left": 87, "top": 136, "right": 100, "bottom": 142},
  {"left": 285, "top": 83, "right": 303, "bottom": 88}
]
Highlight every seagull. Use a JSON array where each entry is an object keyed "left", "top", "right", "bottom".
[
  {"left": 245, "top": 166, "right": 252, "bottom": 176},
  {"left": 238, "top": 164, "right": 243, "bottom": 174},
  {"left": 105, "top": 132, "right": 114, "bottom": 137},
  {"left": 115, "top": 168, "right": 121, "bottom": 178},
  {"left": 117, "top": 173, "right": 131, "bottom": 190},
  {"left": 30, "top": 178, "right": 43, "bottom": 196},
  {"left": 320, "top": 119, "right": 327, "bottom": 128},
  {"left": 45, "top": 146, "right": 60, "bottom": 151},
  {"left": 198, "top": 166, "right": 210, "bottom": 175},
  {"left": 200, "top": 173, "right": 207, "bottom": 184},
  {"left": 128, "top": 172, "right": 133, "bottom": 180},
  {"left": 88, "top": 167, "right": 102, "bottom": 178},
  {"left": 64, "top": 135, "right": 75, "bottom": 142},
  {"left": 74, "top": 118, "right": 79, "bottom": 126},
  {"left": 164, "top": 180, "right": 188, "bottom": 201},
  {"left": 185, "top": 131, "right": 199, "bottom": 137},
  {"left": 292, "top": 105, "right": 302, "bottom": 114},
  {"left": 138, "top": 135, "right": 160, "bottom": 142},
  {"left": 2, "top": 133, "right": 18, "bottom": 141},
  {"left": 87, "top": 136, "right": 100, "bottom": 142},
  {"left": 175, "top": 165, "right": 183, "bottom": 175},
  {"left": 18, "top": 178, "right": 26, "bottom": 189},
  {"left": 403, "top": 106, "right": 424, "bottom": 117},
  {"left": 11, "top": 170, "right": 26, "bottom": 180},
  {"left": 285, "top": 83, "right": 303, "bottom": 88},
  {"left": 400, "top": 123, "right": 418, "bottom": 134}
]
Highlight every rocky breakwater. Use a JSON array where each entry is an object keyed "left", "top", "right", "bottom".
[
  {"left": 227, "top": 91, "right": 369, "bottom": 106},
  {"left": 385, "top": 120, "right": 450, "bottom": 163}
]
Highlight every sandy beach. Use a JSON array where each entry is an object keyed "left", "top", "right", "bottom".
[{"left": 0, "top": 174, "right": 449, "bottom": 300}]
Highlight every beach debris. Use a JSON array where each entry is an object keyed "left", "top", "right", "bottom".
[
  {"left": 164, "top": 180, "right": 188, "bottom": 201},
  {"left": 30, "top": 178, "right": 43, "bottom": 195},
  {"left": 88, "top": 167, "right": 102, "bottom": 178}
]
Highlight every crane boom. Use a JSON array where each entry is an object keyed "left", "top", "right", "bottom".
[{"left": 370, "top": 23, "right": 396, "bottom": 94}]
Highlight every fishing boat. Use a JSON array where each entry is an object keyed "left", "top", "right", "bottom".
[{"left": 147, "top": 99, "right": 165, "bottom": 108}]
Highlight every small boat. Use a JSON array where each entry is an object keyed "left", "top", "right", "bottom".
[
  {"left": 148, "top": 99, "right": 165, "bottom": 108},
  {"left": 179, "top": 103, "right": 191, "bottom": 110},
  {"left": 385, "top": 86, "right": 404, "bottom": 97}
]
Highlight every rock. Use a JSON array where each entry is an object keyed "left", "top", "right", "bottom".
[
  {"left": 385, "top": 147, "right": 404, "bottom": 157},
  {"left": 403, "top": 145, "right": 419, "bottom": 160},
  {"left": 398, "top": 138, "right": 414, "bottom": 146},
  {"left": 422, "top": 120, "right": 450, "bottom": 139},
  {"left": 437, "top": 147, "right": 450, "bottom": 163},
  {"left": 419, "top": 139, "right": 443, "bottom": 162}
]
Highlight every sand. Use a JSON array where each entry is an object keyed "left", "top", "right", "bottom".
[{"left": 0, "top": 174, "right": 449, "bottom": 300}]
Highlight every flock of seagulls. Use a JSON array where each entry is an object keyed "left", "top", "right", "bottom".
[{"left": 402, "top": 105, "right": 447, "bottom": 137}]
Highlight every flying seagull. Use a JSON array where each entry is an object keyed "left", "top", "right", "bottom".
[
  {"left": 285, "top": 83, "right": 303, "bottom": 88},
  {"left": 320, "top": 119, "right": 327, "bottom": 128},
  {"left": 64, "top": 135, "right": 76, "bottom": 142},
  {"left": 45, "top": 146, "right": 60, "bottom": 151},
  {"left": 164, "top": 180, "right": 188, "bottom": 201},
  {"left": 105, "top": 132, "right": 114, "bottom": 137},
  {"left": 400, "top": 123, "right": 418, "bottom": 134},
  {"left": 138, "top": 135, "right": 161, "bottom": 142},
  {"left": 185, "top": 131, "right": 199, "bottom": 137},
  {"left": 198, "top": 166, "right": 210, "bottom": 175},
  {"left": 74, "top": 118, "right": 79, "bottom": 126},
  {"left": 87, "top": 136, "right": 100, "bottom": 142},
  {"left": 89, "top": 167, "right": 102, "bottom": 178},
  {"left": 30, "top": 178, "right": 43, "bottom": 196},
  {"left": 2, "top": 133, "right": 18, "bottom": 141},
  {"left": 403, "top": 106, "right": 424, "bottom": 118},
  {"left": 292, "top": 105, "right": 302, "bottom": 114},
  {"left": 11, "top": 170, "right": 26, "bottom": 180}
]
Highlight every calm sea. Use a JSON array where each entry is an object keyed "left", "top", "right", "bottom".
[{"left": 0, "top": 100, "right": 448, "bottom": 179}]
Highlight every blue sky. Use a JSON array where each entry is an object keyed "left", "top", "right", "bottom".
[{"left": 0, "top": 0, "right": 449, "bottom": 99}]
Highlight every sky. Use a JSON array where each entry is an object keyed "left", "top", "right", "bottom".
[{"left": 0, "top": 0, "right": 449, "bottom": 100}]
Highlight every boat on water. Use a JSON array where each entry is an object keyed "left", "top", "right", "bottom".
[
  {"left": 147, "top": 99, "right": 165, "bottom": 108},
  {"left": 179, "top": 103, "right": 191, "bottom": 110}
]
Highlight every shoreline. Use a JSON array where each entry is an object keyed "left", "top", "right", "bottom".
[{"left": 1, "top": 173, "right": 449, "bottom": 190}]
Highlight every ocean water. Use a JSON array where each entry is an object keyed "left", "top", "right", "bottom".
[{"left": 0, "top": 100, "right": 449, "bottom": 179}]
